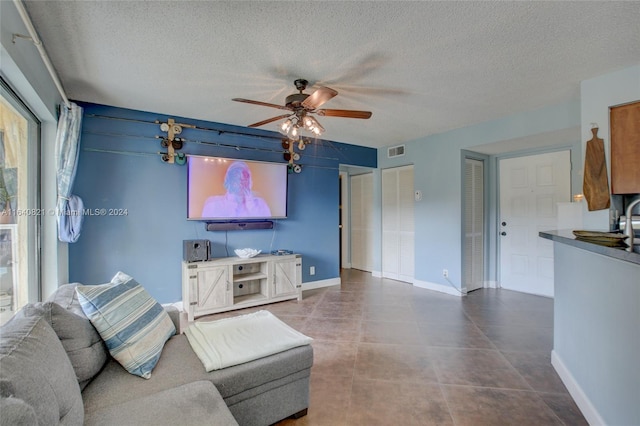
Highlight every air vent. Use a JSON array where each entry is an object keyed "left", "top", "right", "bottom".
[{"left": 387, "top": 145, "right": 405, "bottom": 158}]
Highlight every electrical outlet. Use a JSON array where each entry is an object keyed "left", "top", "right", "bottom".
[
  {"left": 310, "top": 266, "right": 316, "bottom": 276},
  {"left": 442, "top": 269, "right": 449, "bottom": 278}
]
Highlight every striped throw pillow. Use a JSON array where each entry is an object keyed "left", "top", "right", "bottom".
[{"left": 76, "top": 272, "right": 175, "bottom": 379}]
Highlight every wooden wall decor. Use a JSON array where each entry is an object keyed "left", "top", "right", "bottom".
[{"left": 583, "top": 127, "right": 611, "bottom": 211}]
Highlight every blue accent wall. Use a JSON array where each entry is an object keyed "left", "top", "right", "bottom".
[{"left": 69, "top": 102, "right": 376, "bottom": 303}]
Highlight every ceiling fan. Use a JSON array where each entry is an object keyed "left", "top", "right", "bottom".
[{"left": 232, "top": 79, "right": 372, "bottom": 140}]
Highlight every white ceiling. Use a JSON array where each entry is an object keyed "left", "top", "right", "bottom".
[{"left": 22, "top": 1, "right": 640, "bottom": 149}]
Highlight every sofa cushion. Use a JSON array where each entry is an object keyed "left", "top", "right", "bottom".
[
  {"left": 15, "top": 301, "right": 108, "bottom": 390},
  {"left": 0, "top": 396, "right": 38, "bottom": 426},
  {"left": 76, "top": 271, "right": 175, "bottom": 379},
  {"left": 46, "top": 282, "right": 86, "bottom": 316},
  {"left": 0, "top": 316, "right": 84, "bottom": 425},
  {"left": 82, "top": 334, "right": 313, "bottom": 413},
  {"left": 84, "top": 381, "right": 238, "bottom": 426}
]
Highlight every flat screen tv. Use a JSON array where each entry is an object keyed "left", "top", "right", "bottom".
[{"left": 187, "top": 156, "right": 288, "bottom": 221}]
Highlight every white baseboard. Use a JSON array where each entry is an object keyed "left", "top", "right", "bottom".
[
  {"left": 413, "top": 279, "right": 464, "bottom": 297},
  {"left": 301, "top": 277, "right": 341, "bottom": 291},
  {"left": 551, "top": 350, "right": 604, "bottom": 426},
  {"left": 381, "top": 272, "right": 414, "bottom": 284},
  {"left": 500, "top": 285, "right": 553, "bottom": 298},
  {"left": 372, "top": 270, "right": 382, "bottom": 278},
  {"left": 485, "top": 280, "right": 500, "bottom": 288}
]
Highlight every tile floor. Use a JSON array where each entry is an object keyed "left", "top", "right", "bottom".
[{"left": 202, "top": 269, "right": 587, "bottom": 426}]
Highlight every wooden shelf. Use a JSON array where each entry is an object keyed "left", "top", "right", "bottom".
[
  {"left": 234, "top": 272, "right": 268, "bottom": 283},
  {"left": 234, "top": 293, "right": 268, "bottom": 305}
]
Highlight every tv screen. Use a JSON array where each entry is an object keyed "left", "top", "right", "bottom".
[{"left": 187, "top": 156, "right": 288, "bottom": 221}]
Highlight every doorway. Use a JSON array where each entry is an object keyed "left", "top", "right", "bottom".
[
  {"left": 499, "top": 150, "right": 571, "bottom": 296},
  {"left": 350, "top": 172, "right": 374, "bottom": 272}
]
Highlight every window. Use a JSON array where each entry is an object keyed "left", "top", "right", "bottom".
[{"left": 0, "top": 78, "right": 41, "bottom": 325}]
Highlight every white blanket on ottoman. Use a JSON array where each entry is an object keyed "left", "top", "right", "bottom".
[{"left": 185, "top": 310, "right": 312, "bottom": 371}]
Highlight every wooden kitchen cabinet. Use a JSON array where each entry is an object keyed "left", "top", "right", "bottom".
[{"left": 610, "top": 101, "right": 640, "bottom": 194}]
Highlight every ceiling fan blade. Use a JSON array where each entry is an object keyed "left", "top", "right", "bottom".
[
  {"left": 232, "top": 98, "right": 291, "bottom": 111},
  {"left": 247, "top": 114, "right": 293, "bottom": 128},
  {"left": 316, "top": 109, "right": 372, "bottom": 119},
  {"left": 301, "top": 86, "right": 338, "bottom": 109}
]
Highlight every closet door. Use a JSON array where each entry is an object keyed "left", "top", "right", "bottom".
[
  {"left": 350, "top": 173, "right": 373, "bottom": 272},
  {"left": 464, "top": 159, "right": 484, "bottom": 292},
  {"left": 382, "top": 165, "right": 414, "bottom": 282}
]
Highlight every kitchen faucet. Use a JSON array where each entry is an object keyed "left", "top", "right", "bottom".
[{"left": 624, "top": 198, "right": 640, "bottom": 251}]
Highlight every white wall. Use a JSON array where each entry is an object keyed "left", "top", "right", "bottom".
[
  {"left": 580, "top": 64, "right": 640, "bottom": 229},
  {"left": 1, "top": 1, "right": 66, "bottom": 298}
]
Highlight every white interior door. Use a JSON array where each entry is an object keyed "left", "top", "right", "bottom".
[
  {"left": 499, "top": 150, "right": 571, "bottom": 297},
  {"left": 464, "top": 159, "right": 484, "bottom": 292},
  {"left": 340, "top": 171, "right": 349, "bottom": 269},
  {"left": 382, "top": 165, "right": 414, "bottom": 282},
  {"left": 350, "top": 173, "right": 373, "bottom": 272}
]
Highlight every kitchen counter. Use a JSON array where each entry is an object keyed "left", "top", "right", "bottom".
[
  {"left": 539, "top": 229, "right": 640, "bottom": 264},
  {"left": 540, "top": 229, "right": 640, "bottom": 425}
]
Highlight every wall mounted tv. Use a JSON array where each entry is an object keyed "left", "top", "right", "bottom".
[{"left": 187, "top": 156, "right": 288, "bottom": 221}]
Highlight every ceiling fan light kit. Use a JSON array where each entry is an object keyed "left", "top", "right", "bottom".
[
  {"left": 278, "top": 114, "right": 324, "bottom": 141},
  {"left": 233, "top": 78, "right": 372, "bottom": 141}
]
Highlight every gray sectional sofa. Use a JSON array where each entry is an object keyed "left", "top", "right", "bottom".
[{"left": 0, "top": 284, "right": 313, "bottom": 426}]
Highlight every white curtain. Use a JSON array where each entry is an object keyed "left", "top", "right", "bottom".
[{"left": 55, "top": 102, "right": 84, "bottom": 243}]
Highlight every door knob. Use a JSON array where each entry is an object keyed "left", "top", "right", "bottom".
[{"left": 501, "top": 232, "right": 507, "bottom": 236}]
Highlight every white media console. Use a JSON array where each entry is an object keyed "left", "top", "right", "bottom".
[{"left": 181, "top": 253, "right": 302, "bottom": 321}]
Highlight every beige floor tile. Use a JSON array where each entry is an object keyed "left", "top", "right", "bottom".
[
  {"left": 441, "top": 385, "right": 564, "bottom": 426},
  {"left": 430, "top": 347, "right": 531, "bottom": 389},
  {"left": 311, "top": 300, "right": 364, "bottom": 320},
  {"left": 310, "top": 340, "right": 358, "bottom": 377},
  {"left": 360, "top": 320, "right": 424, "bottom": 345},
  {"left": 417, "top": 321, "right": 495, "bottom": 349},
  {"left": 347, "top": 378, "right": 454, "bottom": 426},
  {"left": 301, "top": 317, "right": 362, "bottom": 342},
  {"left": 354, "top": 342, "right": 438, "bottom": 383}
]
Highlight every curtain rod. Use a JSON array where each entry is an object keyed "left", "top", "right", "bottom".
[{"left": 13, "top": 0, "right": 71, "bottom": 109}]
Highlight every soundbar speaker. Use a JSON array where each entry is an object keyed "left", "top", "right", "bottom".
[
  {"left": 205, "top": 221, "right": 274, "bottom": 231},
  {"left": 183, "top": 239, "right": 210, "bottom": 262}
]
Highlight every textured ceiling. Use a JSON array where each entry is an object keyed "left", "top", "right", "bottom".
[{"left": 22, "top": 1, "right": 640, "bottom": 149}]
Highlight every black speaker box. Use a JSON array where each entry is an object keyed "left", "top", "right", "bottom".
[
  {"left": 183, "top": 239, "right": 210, "bottom": 262},
  {"left": 205, "top": 221, "right": 274, "bottom": 231}
]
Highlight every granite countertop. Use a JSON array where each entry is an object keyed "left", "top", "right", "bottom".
[{"left": 539, "top": 229, "right": 640, "bottom": 265}]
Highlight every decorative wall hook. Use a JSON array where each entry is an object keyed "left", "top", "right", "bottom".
[
  {"left": 12, "top": 33, "right": 34, "bottom": 44},
  {"left": 157, "top": 118, "right": 194, "bottom": 164}
]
